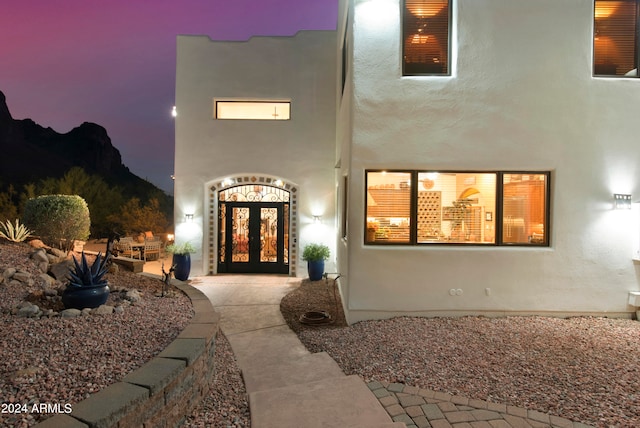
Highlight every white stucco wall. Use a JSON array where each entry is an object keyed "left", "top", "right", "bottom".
[
  {"left": 175, "top": 31, "right": 337, "bottom": 277},
  {"left": 342, "top": 0, "right": 640, "bottom": 322}
]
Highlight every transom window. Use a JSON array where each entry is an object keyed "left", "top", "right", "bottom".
[
  {"left": 402, "top": 0, "right": 451, "bottom": 76},
  {"left": 594, "top": 0, "right": 639, "bottom": 77},
  {"left": 365, "top": 171, "right": 550, "bottom": 246},
  {"left": 214, "top": 100, "right": 291, "bottom": 120}
]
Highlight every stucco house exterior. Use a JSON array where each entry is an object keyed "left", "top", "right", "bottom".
[{"left": 175, "top": 0, "right": 640, "bottom": 324}]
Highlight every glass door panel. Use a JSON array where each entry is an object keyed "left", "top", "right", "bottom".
[
  {"left": 260, "top": 207, "right": 278, "bottom": 262},
  {"left": 231, "top": 207, "right": 250, "bottom": 262}
]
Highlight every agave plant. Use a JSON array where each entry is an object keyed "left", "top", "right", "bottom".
[
  {"left": 0, "top": 219, "right": 33, "bottom": 243},
  {"left": 68, "top": 251, "right": 110, "bottom": 288}
]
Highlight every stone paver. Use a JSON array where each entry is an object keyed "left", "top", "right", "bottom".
[{"left": 367, "top": 382, "right": 597, "bottom": 428}]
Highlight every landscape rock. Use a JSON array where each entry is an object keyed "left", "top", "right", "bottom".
[
  {"left": 125, "top": 289, "right": 142, "bottom": 303},
  {"left": 28, "top": 239, "right": 47, "bottom": 249},
  {"left": 93, "top": 305, "right": 114, "bottom": 315},
  {"left": 39, "top": 274, "right": 56, "bottom": 288},
  {"left": 17, "top": 303, "right": 41, "bottom": 318},
  {"left": 49, "top": 260, "right": 73, "bottom": 281},
  {"left": 30, "top": 248, "right": 49, "bottom": 264},
  {"left": 37, "top": 261, "right": 48, "bottom": 273},
  {"left": 60, "top": 308, "right": 82, "bottom": 318},
  {"left": 43, "top": 287, "right": 58, "bottom": 297},
  {"left": 50, "top": 248, "right": 67, "bottom": 259},
  {"left": 13, "top": 271, "right": 32, "bottom": 284},
  {"left": 3, "top": 267, "right": 16, "bottom": 280}
]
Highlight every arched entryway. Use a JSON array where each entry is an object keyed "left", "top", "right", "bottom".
[{"left": 209, "top": 176, "right": 297, "bottom": 275}]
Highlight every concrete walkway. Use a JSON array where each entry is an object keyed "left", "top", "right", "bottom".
[
  {"left": 172, "top": 272, "right": 595, "bottom": 428},
  {"left": 190, "top": 274, "right": 401, "bottom": 428}
]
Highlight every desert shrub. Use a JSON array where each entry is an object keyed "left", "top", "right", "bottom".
[
  {"left": 35, "top": 167, "right": 125, "bottom": 237},
  {"left": 23, "top": 194, "right": 90, "bottom": 251},
  {"left": 0, "top": 185, "right": 19, "bottom": 223},
  {"left": 107, "top": 197, "right": 169, "bottom": 235}
]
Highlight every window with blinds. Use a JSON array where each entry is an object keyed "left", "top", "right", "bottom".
[
  {"left": 365, "top": 170, "right": 550, "bottom": 247},
  {"left": 501, "top": 174, "right": 549, "bottom": 245},
  {"left": 366, "top": 171, "right": 412, "bottom": 243},
  {"left": 594, "top": 0, "right": 639, "bottom": 77},
  {"left": 403, "top": 0, "right": 451, "bottom": 75}
]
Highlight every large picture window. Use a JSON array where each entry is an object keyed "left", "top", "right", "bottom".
[
  {"left": 593, "top": 0, "right": 639, "bottom": 77},
  {"left": 403, "top": 0, "right": 451, "bottom": 76},
  {"left": 365, "top": 170, "right": 550, "bottom": 246}
]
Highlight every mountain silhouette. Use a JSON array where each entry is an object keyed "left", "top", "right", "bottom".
[{"left": 0, "top": 90, "right": 166, "bottom": 200}]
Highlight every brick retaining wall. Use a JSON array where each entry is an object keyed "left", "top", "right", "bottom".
[{"left": 34, "top": 282, "right": 219, "bottom": 428}]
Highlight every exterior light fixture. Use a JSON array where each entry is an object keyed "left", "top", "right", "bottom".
[
  {"left": 172, "top": 106, "right": 177, "bottom": 117},
  {"left": 614, "top": 194, "right": 632, "bottom": 210},
  {"left": 185, "top": 213, "right": 194, "bottom": 222}
]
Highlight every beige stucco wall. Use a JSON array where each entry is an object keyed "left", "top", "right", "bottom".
[
  {"left": 174, "top": 31, "right": 337, "bottom": 277},
  {"left": 341, "top": 0, "right": 640, "bottom": 322}
]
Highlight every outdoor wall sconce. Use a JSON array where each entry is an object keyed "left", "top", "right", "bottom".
[
  {"left": 614, "top": 194, "right": 632, "bottom": 210},
  {"left": 184, "top": 213, "right": 194, "bottom": 222},
  {"left": 171, "top": 106, "right": 177, "bottom": 117}
]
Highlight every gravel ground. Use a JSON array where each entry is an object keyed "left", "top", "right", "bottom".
[
  {"left": 0, "top": 240, "right": 193, "bottom": 427},
  {"left": 281, "top": 279, "right": 640, "bottom": 428},
  {"left": 3, "top": 239, "right": 638, "bottom": 428}
]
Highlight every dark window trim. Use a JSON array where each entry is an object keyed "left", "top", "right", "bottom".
[{"left": 364, "top": 169, "right": 551, "bottom": 247}]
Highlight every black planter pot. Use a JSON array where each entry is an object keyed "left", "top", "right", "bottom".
[
  {"left": 307, "top": 260, "right": 325, "bottom": 281},
  {"left": 62, "top": 283, "right": 110, "bottom": 310},
  {"left": 173, "top": 254, "right": 191, "bottom": 281}
]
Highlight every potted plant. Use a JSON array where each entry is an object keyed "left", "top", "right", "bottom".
[
  {"left": 166, "top": 242, "right": 195, "bottom": 281},
  {"left": 62, "top": 252, "right": 111, "bottom": 309},
  {"left": 302, "top": 243, "right": 330, "bottom": 281}
]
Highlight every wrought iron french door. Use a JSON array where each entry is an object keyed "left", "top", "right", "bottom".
[{"left": 218, "top": 202, "right": 289, "bottom": 274}]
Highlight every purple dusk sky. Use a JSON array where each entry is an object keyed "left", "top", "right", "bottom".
[{"left": 1, "top": 0, "right": 338, "bottom": 193}]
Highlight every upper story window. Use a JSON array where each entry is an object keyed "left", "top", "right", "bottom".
[
  {"left": 594, "top": 0, "right": 639, "bottom": 77},
  {"left": 402, "top": 0, "right": 451, "bottom": 76},
  {"left": 214, "top": 100, "right": 291, "bottom": 120}
]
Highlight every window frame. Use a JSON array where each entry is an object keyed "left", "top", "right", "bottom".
[
  {"left": 364, "top": 170, "right": 551, "bottom": 247},
  {"left": 402, "top": 0, "right": 452, "bottom": 76},
  {"left": 593, "top": 0, "right": 640, "bottom": 78}
]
